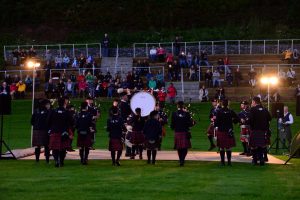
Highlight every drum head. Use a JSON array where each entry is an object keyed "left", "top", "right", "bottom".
[{"left": 130, "top": 91, "right": 156, "bottom": 117}]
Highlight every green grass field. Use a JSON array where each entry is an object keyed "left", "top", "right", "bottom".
[
  {"left": 1, "top": 100, "right": 300, "bottom": 200},
  {"left": 2, "top": 99, "right": 300, "bottom": 153}
]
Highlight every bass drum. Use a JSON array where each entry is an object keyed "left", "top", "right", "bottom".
[{"left": 130, "top": 91, "right": 156, "bottom": 117}]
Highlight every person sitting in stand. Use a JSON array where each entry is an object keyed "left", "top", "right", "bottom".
[
  {"left": 212, "top": 69, "right": 221, "bottom": 87},
  {"left": 65, "top": 79, "right": 76, "bottom": 97},
  {"left": 179, "top": 51, "right": 187, "bottom": 68},
  {"left": 149, "top": 46, "right": 157, "bottom": 62},
  {"left": 157, "top": 46, "right": 166, "bottom": 62},
  {"left": 148, "top": 77, "right": 157, "bottom": 90},
  {"left": 226, "top": 72, "right": 233, "bottom": 86},
  {"left": 286, "top": 67, "right": 296, "bottom": 87},
  {"left": 16, "top": 80, "right": 26, "bottom": 99},
  {"left": 62, "top": 54, "right": 70, "bottom": 68},
  {"left": 248, "top": 68, "right": 257, "bottom": 88},
  {"left": 282, "top": 49, "right": 293, "bottom": 63},
  {"left": 215, "top": 87, "right": 225, "bottom": 101},
  {"left": 199, "top": 85, "right": 209, "bottom": 102},
  {"left": 234, "top": 68, "right": 243, "bottom": 87},
  {"left": 166, "top": 52, "right": 174, "bottom": 66}
]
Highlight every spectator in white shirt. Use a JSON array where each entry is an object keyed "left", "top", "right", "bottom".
[
  {"left": 149, "top": 46, "right": 157, "bottom": 62},
  {"left": 212, "top": 69, "right": 221, "bottom": 87},
  {"left": 279, "top": 106, "right": 294, "bottom": 149},
  {"left": 286, "top": 67, "right": 296, "bottom": 87},
  {"left": 62, "top": 54, "right": 70, "bottom": 68},
  {"left": 55, "top": 56, "right": 62, "bottom": 69}
]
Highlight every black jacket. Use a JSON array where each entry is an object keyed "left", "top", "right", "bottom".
[{"left": 143, "top": 119, "right": 162, "bottom": 140}]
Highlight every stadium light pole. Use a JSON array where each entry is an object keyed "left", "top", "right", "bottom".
[
  {"left": 260, "top": 76, "right": 278, "bottom": 110},
  {"left": 27, "top": 60, "right": 40, "bottom": 146}
]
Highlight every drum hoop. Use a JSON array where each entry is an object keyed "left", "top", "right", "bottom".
[{"left": 130, "top": 91, "right": 156, "bottom": 117}]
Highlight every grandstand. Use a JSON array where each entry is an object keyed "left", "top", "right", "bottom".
[{"left": 1, "top": 39, "right": 300, "bottom": 102}]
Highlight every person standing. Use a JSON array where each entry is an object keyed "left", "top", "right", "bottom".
[
  {"left": 76, "top": 102, "right": 94, "bottom": 165},
  {"left": 107, "top": 107, "right": 126, "bottom": 166},
  {"left": 279, "top": 106, "right": 294, "bottom": 149},
  {"left": 128, "top": 108, "right": 146, "bottom": 160},
  {"left": 102, "top": 33, "right": 110, "bottom": 57},
  {"left": 47, "top": 98, "right": 71, "bottom": 167},
  {"left": 249, "top": 97, "right": 272, "bottom": 166},
  {"left": 206, "top": 99, "right": 219, "bottom": 151},
  {"left": 167, "top": 83, "right": 177, "bottom": 104},
  {"left": 238, "top": 101, "right": 251, "bottom": 156},
  {"left": 143, "top": 111, "right": 162, "bottom": 164},
  {"left": 86, "top": 97, "right": 100, "bottom": 149},
  {"left": 171, "top": 101, "right": 195, "bottom": 166},
  {"left": 31, "top": 99, "right": 51, "bottom": 163},
  {"left": 155, "top": 103, "right": 168, "bottom": 150},
  {"left": 214, "top": 99, "right": 239, "bottom": 166}
]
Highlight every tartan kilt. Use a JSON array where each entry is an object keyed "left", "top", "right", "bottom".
[
  {"left": 216, "top": 131, "right": 236, "bottom": 149},
  {"left": 240, "top": 128, "right": 250, "bottom": 143},
  {"left": 162, "top": 126, "right": 166, "bottom": 137},
  {"left": 174, "top": 132, "right": 191, "bottom": 149},
  {"left": 32, "top": 130, "right": 49, "bottom": 147},
  {"left": 77, "top": 133, "right": 93, "bottom": 148},
  {"left": 109, "top": 138, "right": 123, "bottom": 151},
  {"left": 206, "top": 123, "right": 214, "bottom": 137},
  {"left": 249, "top": 130, "right": 267, "bottom": 148},
  {"left": 130, "top": 131, "right": 145, "bottom": 145},
  {"left": 49, "top": 132, "right": 70, "bottom": 150},
  {"left": 145, "top": 139, "right": 160, "bottom": 150}
]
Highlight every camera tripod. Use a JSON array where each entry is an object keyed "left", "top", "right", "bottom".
[{"left": 0, "top": 111, "right": 16, "bottom": 160}]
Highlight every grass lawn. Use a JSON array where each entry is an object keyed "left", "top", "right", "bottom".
[
  {"left": 2, "top": 99, "right": 300, "bottom": 154},
  {"left": 0, "top": 159, "right": 300, "bottom": 200}
]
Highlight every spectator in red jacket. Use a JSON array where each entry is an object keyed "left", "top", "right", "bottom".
[
  {"left": 157, "top": 46, "right": 166, "bottom": 62},
  {"left": 167, "top": 83, "right": 177, "bottom": 104},
  {"left": 166, "top": 52, "right": 174, "bottom": 65},
  {"left": 78, "top": 80, "right": 87, "bottom": 98},
  {"left": 157, "top": 87, "right": 167, "bottom": 108}
]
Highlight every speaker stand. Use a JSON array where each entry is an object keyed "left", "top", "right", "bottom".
[{"left": 0, "top": 112, "right": 16, "bottom": 160}]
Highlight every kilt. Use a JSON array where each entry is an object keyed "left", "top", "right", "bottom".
[
  {"left": 77, "top": 133, "right": 93, "bottom": 148},
  {"left": 240, "top": 128, "right": 250, "bottom": 143},
  {"left": 32, "top": 130, "right": 49, "bottom": 147},
  {"left": 216, "top": 131, "right": 236, "bottom": 149},
  {"left": 145, "top": 139, "right": 160, "bottom": 150},
  {"left": 249, "top": 130, "right": 267, "bottom": 148},
  {"left": 206, "top": 123, "right": 214, "bottom": 137},
  {"left": 174, "top": 132, "right": 191, "bottom": 150},
  {"left": 109, "top": 138, "right": 123, "bottom": 151},
  {"left": 49, "top": 132, "right": 70, "bottom": 150},
  {"left": 130, "top": 131, "right": 145, "bottom": 145},
  {"left": 162, "top": 126, "right": 166, "bottom": 137}
]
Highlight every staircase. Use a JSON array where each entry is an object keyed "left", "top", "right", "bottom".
[{"left": 101, "top": 57, "right": 133, "bottom": 78}]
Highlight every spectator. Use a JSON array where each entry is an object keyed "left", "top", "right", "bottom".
[
  {"left": 12, "top": 49, "right": 19, "bottom": 66},
  {"left": 157, "top": 87, "right": 167, "bottom": 108},
  {"left": 4, "top": 74, "right": 12, "bottom": 85},
  {"left": 186, "top": 52, "right": 193, "bottom": 67},
  {"left": 204, "top": 69, "right": 213, "bottom": 88},
  {"left": 101, "top": 80, "right": 108, "bottom": 96},
  {"left": 86, "top": 71, "right": 96, "bottom": 98},
  {"left": 95, "top": 80, "right": 102, "bottom": 97},
  {"left": 65, "top": 79, "right": 76, "bottom": 97},
  {"left": 0, "top": 82, "right": 10, "bottom": 96},
  {"left": 157, "top": 46, "right": 166, "bottom": 62},
  {"left": 57, "top": 79, "right": 66, "bottom": 97},
  {"left": 217, "top": 58, "right": 224, "bottom": 72},
  {"left": 149, "top": 46, "right": 157, "bottom": 62},
  {"left": 44, "top": 61, "right": 52, "bottom": 82},
  {"left": 44, "top": 79, "right": 56, "bottom": 99},
  {"left": 200, "top": 50, "right": 209, "bottom": 66},
  {"left": 78, "top": 79, "right": 88, "bottom": 98},
  {"left": 286, "top": 67, "right": 296, "bottom": 87},
  {"left": 166, "top": 52, "right": 174, "bottom": 65},
  {"left": 102, "top": 33, "right": 110, "bottom": 57},
  {"left": 72, "top": 57, "right": 78, "bottom": 68},
  {"left": 55, "top": 56, "right": 62, "bottom": 69},
  {"left": 156, "top": 70, "right": 165, "bottom": 88},
  {"left": 226, "top": 72, "right": 233, "bottom": 86},
  {"left": 24, "top": 75, "right": 32, "bottom": 91},
  {"left": 179, "top": 51, "right": 187, "bottom": 68},
  {"left": 136, "top": 60, "right": 143, "bottom": 76},
  {"left": 104, "top": 72, "right": 112, "bottom": 82},
  {"left": 248, "top": 68, "right": 257, "bottom": 88},
  {"left": 173, "top": 60, "right": 180, "bottom": 81},
  {"left": 62, "top": 54, "right": 70, "bottom": 68},
  {"left": 212, "top": 69, "right": 221, "bottom": 87},
  {"left": 107, "top": 80, "right": 115, "bottom": 98},
  {"left": 282, "top": 49, "right": 293, "bottom": 63},
  {"left": 135, "top": 78, "right": 144, "bottom": 90},
  {"left": 167, "top": 64, "right": 174, "bottom": 81},
  {"left": 293, "top": 49, "right": 299, "bottom": 62},
  {"left": 141, "top": 59, "right": 149, "bottom": 75},
  {"left": 174, "top": 36, "right": 181, "bottom": 56},
  {"left": 16, "top": 80, "right": 26, "bottom": 99},
  {"left": 295, "top": 84, "right": 300, "bottom": 97},
  {"left": 189, "top": 65, "right": 197, "bottom": 81},
  {"left": 79, "top": 53, "right": 86, "bottom": 70},
  {"left": 234, "top": 68, "right": 243, "bottom": 86},
  {"left": 199, "top": 85, "right": 209, "bottom": 102},
  {"left": 10, "top": 83, "right": 17, "bottom": 99},
  {"left": 167, "top": 83, "right": 177, "bottom": 104},
  {"left": 148, "top": 77, "right": 157, "bottom": 90},
  {"left": 28, "top": 48, "right": 36, "bottom": 58},
  {"left": 45, "top": 50, "right": 52, "bottom": 63},
  {"left": 215, "top": 87, "right": 225, "bottom": 101},
  {"left": 193, "top": 52, "right": 200, "bottom": 66}
]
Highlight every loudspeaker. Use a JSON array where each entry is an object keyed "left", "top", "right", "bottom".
[
  {"left": 271, "top": 102, "right": 284, "bottom": 118},
  {"left": 0, "top": 95, "right": 11, "bottom": 115},
  {"left": 296, "top": 96, "right": 300, "bottom": 116}
]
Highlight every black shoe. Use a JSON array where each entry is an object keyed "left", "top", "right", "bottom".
[
  {"left": 55, "top": 162, "right": 59, "bottom": 168},
  {"left": 220, "top": 162, "right": 225, "bottom": 166},
  {"left": 260, "top": 161, "right": 265, "bottom": 166},
  {"left": 125, "top": 153, "right": 131, "bottom": 157},
  {"left": 67, "top": 148, "right": 75, "bottom": 152},
  {"left": 239, "top": 152, "right": 246, "bottom": 155},
  {"left": 130, "top": 156, "right": 135, "bottom": 160},
  {"left": 264, "top": 157, "right": 269, "bottom": 162},
  {"left": 227, "top": 162, "right": 232, "bottom": 166},
  {"left": 252, "top": 160, "right": 258, "bottom": 166},
  {"left": 179, "top": 163, "right": 184, "bottom": 167},
  {"left": 112, "top": 162, "right": 115, "bottom": 166},
  {"left": 116, "top": 161, "right": 121, "bottom": 166},
  {"left": 147, "top": 160, "right": 151, "bottom": 164},
  {"left": 152, "top": 161, "right": 156, "bottom": 165},
  {"left": 139, "top": 155, "right": 143, "bottom": 160}
]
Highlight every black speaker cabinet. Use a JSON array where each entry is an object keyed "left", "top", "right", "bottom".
[
  {"left": 271, "top": 102, "right": 284, "bottom": 118},
  {"left": 297, "top": 96, "right": 300, "bottom": 116},
  {"left": 0, "top": 95, "right": 12, "bottom": 115}
]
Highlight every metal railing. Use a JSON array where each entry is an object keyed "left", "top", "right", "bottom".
[
  {"left": 4, "top": 43, "right": 102, "bottom": 62},
  {"left": 133, "top": 39, "right": 300, "bottom": 57}
]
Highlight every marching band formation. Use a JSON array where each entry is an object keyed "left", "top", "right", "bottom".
[{"left": 31, "top": 90, "right": 293, "bottom": 168}]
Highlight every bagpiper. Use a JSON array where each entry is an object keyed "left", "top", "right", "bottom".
[
  {"left": 214, "top": 99, "right": 239, "bottom": 166},
  {"left": 206, "top": 99, "right": 220, "bottom": 151},
  {"left": 171, "top": 101, "right": 195, "bottom": 166},
  {"left": 238, "top": 101, "right": 251, "bottom": 156}
]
